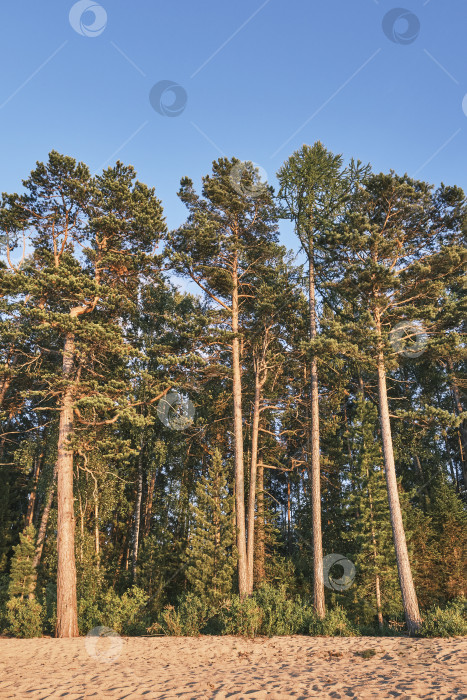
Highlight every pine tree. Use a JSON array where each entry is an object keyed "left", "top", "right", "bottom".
[
  {"left": 6, "top": 525, "right": 43, "bottom": 638},
  {"left": 170, "top": 157, "right": 279, "bottom": 596},
  {"left": 1, "top": 145, "right": 465, "bottom": 638},
  {"left": 330, "top": 171, "right": 465, "bottom": 633},
  {"left": 428, "top": 476, "right": 466, "bottom": 599},
  {"left": 8, "top": 525, "right": 37, "bottom": 600},
  {"left": 276, "top": 143, "right": 363, "bottom": 617},
  {"left": 1, "top": 152, "right": 166, "bottom": 636},
  {"left": 185, "top": 449, "right": 236, "bottom": 605},
  {"left": 345, "top": 395, "right": 400, "bottom": 626}
]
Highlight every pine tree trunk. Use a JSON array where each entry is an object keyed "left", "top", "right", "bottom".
[
  {"left": 33, "top": 464, "right": 57, "bottom": 569},
  {"left": 449, "top": 362, "right": 467, "bottom": 487},
  {"left": 256, "top": 462, "right": 265, "bottom": 585},
  {"left": 55, "top": 332, "right": 79, "bottom": 638},
  {"left": 94, "top": 494, "right": 100, "bottom": 569},
  {"left": 232, "top": 253, "right": 248, "bottom": 596},
  {"left": 112, "top": 531, "right": 128, "bottom": 587},
  {"left": 308, "top": 254, "right": 325, "bottom": 618},
  {"left": 367, "top": 462, "right": 384, "bottom": 628},
  {"left": 0, "top": 353, "right": 17, "bottom": 407},
  {"left": 414, "top": 454, "right": 424, "bottom": 481},
  {"left": 246, "top": 376, "right": 261, "bottom": 594},
  {"left": 376, "top": 341, "right": 421, "bottom": 635},
  {"left": 375, "top": 573, "right": 383, "bottom": 628},
  {"left": 143, "top": 470, "right": 157, "bottom": 536},
  {"left": 132, "top": 439, "right": 145, "bottom": 582},
  {"left": 78, "top": 491, "right": 85, "bottom": 563},
  {"left": 26, "top": 451, "right": 43, "bottom": 527}
]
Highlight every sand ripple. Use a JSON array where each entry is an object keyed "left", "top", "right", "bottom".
[{"left": 0, "top": 635, "right": 465, "bottom": 699}]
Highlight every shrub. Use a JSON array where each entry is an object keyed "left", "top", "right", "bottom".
[
  {"left": 150, "top": 592, "right": 213, "bottom": 636},
  {"left": 6, "top": 597, "right": 43, "bottom": 638},
  {"left": 219, "top": 595, "right": 263, "bottom": 637},
  {"left": 78, "top": 585, "right": 149, "bottom": 636},
  {"left": 420, "top": 598, "right": 467, "bottom": 638},
  {"left": 0, "top": 574, "right": 9, "bottom": 634},
  {"left": 358, "top": 621, "right": 405, "bottom": 636},
  {"left": 308, "top": 605, "right": 357, "bottom": 636},
  {"left": 254, "top": 584, "right": 310, "bottom": 636},
  {"left": 118, "top": 586, "right": 150, "bottom": 635}
]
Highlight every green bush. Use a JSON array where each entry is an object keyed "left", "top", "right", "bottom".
[
  {"left": 150, "top": 592, "right": 213, "bottom": 636},
  {"left": 420, "top": 598, "right": 467, "bottom": 638},
  {"left": 78, "top": 585, "right": 149, "bottom": 636},
  {"left": 219, "top": 594, "right": 263, "bottom": 637},
  {"left": 308, "top": 605, "right": 357, "bottom": 636},
  {"left": 254, "top": 584, "right": 310, "bottom": 636},
  {"left": 358, "top": 621, "right": 405, "bottom": 636},
  {"left": 117, "top": 586, "right": 151, "bottom": 635},
  {"left": 6, "top": 597, "right": 43, "bottom": 638},
  {"left": 0, "top": 574, "right": 9, "bottom": 634}
]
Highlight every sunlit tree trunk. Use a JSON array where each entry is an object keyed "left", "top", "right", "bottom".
[
  {"left": 375, "top": 322, "right": 421, "bottom": 635},
  {"left": 246, "top": 375, "right": 261, "bottom": 594},
  {"left": 132, "top": 439, "right": 145, "bottom": 582},
  {"left": 375, "top": 573, "right": 383, "bottom": 628},
  {"left": 55, "top": 332, "right": 79, "bottom": 638},
  {"left": 287, "top": 476, "right": 292, "bottom": 554},
  {"left": 232, "top": 252, "right": 248, "bottom": 596},
  {"left": 309, "top": 253, "right": 325, "bottom": 618},
  {"left": 94, "top": 492, "right": 100, "bottom": 569},
  {"left": 256, "top": 462, "right": 265, "bottom": 585},
  {"left": 0, "top": 352, "right": 17, "bottom": 407}
]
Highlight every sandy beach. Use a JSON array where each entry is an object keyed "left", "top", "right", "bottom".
[{"left": 0, "top": 635, "right": 465, "bottom": 699}]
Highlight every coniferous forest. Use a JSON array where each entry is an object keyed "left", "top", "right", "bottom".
[{"left": 0, "top": 143, "right": 466, "bottom": 639}]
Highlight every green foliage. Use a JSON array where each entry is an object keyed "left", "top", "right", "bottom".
[
  {"left": 5, "top": 525, "right": 43, "bottom": 636},
  {"left": 78, "top": 585, "right": 149, "bottom": 635},
  {"left": 218, "top": 595, "right": 264, "bottom": 637},
  {"left": 355, "top": 648, "right": 378, "bottom": 659},
  {"left": 357, "top": 621, "right": 405, "bottom": 637},
  {"left": 185, "top": 449, "right": 236, "bottom": 605},
  {"left": 1, "top": 147, "right": 466, "bottom": 640},
  {"left": 150, "top": 592, "right": 213, "bottom": 637},
  {"left": 8, "top": 525, "right": 37, "bottom": 599},
  {"left": 419, "top": 598, "right": 467, "bottom": 638},
  {"left": 427, "top": 478, "right": 467, "bottom": 600},
  {"left": 253, "top": 584, "right": 309, "bottom": 636},
  {"left": 344, "top": 396, "right": 401, "bottom": 622},
  {"left": 0, "top": 574, "right": 10, "bottom": 633},
  {"left": 308, "top": 606, "right": 358, "bottom": 637},
  {"left": 6, "top": 597, "right": 43, "bottom": 638}
]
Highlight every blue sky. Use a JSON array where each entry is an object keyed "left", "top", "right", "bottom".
[{"left": 1, "top": 0, "right": 466, "bottom": 251}]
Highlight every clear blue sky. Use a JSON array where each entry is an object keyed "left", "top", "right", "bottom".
[{"left": 1, "top": 0, "right": 466, "bottom": 249}]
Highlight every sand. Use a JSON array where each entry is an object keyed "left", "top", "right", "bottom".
[{"left": 0, "top": 635, "right": 465, "bottom": 699}]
